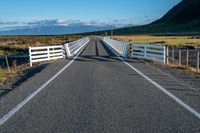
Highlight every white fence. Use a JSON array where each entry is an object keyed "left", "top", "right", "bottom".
[
  {"left": 64, "top": 37, "right": 89, "bottom": 58},
  {"left": 130, "top": 44, "right": 166, "bottom": 63},
  {"left": 29, "top": 37, "right": 90, "bottom": 67},
  {"left": 29, "top": 45, "right": 64, "bottom": 67},
  {"left": 103, "top": 37, "right": 128, "bottom": 57},
  {"left": 103, "top": 37, "right": 166, "bottom": 64}
]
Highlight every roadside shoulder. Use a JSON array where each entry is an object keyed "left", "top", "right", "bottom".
[{"left": 0, "top": 59, "right": 70, "bottom": 117}]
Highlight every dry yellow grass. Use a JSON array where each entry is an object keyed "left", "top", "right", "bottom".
[
  {"left": 0, "top": 69, "right": 17, "bottom": 86},
  {"left": 115, "top": 35, "right": 200, "bottom": 48},
  {"left": 0, "top": 35, "right": 81, "bottom": 54}
]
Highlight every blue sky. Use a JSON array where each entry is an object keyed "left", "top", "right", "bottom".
[{"left": 0, "top": 0, "right": 181, "bottom": 30}]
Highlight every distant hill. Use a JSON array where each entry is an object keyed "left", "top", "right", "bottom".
[{"left": 84, "top": 0, "right": 200, "bottom": 36}]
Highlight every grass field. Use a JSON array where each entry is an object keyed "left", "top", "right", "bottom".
[
  {"left": 115, "top": 35, "right": 200, "bottom": 49},
  {"left": 0, "top": 35, "right": 81, "bottom": 55}
]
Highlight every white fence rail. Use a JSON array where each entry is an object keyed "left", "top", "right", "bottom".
[
  {"left": 29, "top": 45, "right": 64, "bottom": 67},
  {"left": 29, "top": 37, "right": 90, "bottom": 67},
  {"left": 103, "top": 37, "right": 128, "bottom": 57},
  {"left": 103, "top": 37, "right": 166, "bottom": 64},
  {"left": 130, "top": 44, "right": 166, "bottom": 63},
  {"left": 64, "top": 37, "right": 89, "bottom": 58}
]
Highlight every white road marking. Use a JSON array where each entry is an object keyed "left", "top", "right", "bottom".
[
  {"left": 103, "top": 39, "right": 200, "bottom": 120},
  {"left": 0, "top": 41, "right": 89, "bottom": 126},
  {"left": 119, "top": 57, "right": 200, "bottom": 120}
]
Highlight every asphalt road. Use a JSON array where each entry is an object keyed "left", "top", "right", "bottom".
[{"left": 0, "top": 38, "right": 200, "bottom": 132}]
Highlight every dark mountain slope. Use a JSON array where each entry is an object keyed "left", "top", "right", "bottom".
[
  {"left": 83, "top": 0, "right": 200, "bottom": 35},
  {"left": 153, "top": 0, "right": 200, "bottom": 24}
]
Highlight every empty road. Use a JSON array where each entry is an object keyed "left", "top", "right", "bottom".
[{"left": 0, "top": 38, "right": 200, "bottom": 132}]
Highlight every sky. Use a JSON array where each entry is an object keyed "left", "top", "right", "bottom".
[{"left": 0, "top": 0, "right": 182, "bottom": 31}]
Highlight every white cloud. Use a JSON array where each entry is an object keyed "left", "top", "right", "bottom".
[{"left": 0, "top": 18, "right": 151, "bottom": 32}]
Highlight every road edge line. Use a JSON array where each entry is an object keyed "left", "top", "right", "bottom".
[
  {"left": 0, "top": 40, "right": 90, "bottom": 126},
  {"left": 102, "top": 39, "right": 200, "bottom": 120},
  {"left": 120, "top": 57, "right": 200, "bottom": 120}
]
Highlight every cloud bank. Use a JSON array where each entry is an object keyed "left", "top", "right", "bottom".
[{"left": 0, "top": 19, "right": 136, "bottom": 31}]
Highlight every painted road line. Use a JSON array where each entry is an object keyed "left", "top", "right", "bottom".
[
  {"left": 103, "top": 39, "right": 200, "bottom": 120},
  {"left": 119, "top": 57, "right": 200, "bottom": 120},
  {"left": 0, "top": 40, "right": 89, "bottom": 126}
]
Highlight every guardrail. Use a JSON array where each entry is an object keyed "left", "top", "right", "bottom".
[
  {"left": 64, "top": 37, "right": 89, "bottom": 58},
  {"left": 129, "top": 44, "right": 166, "bottom": 63},
  {"left": 103, "top": 37, "right": 166, "bottom": 64},
  {"left": 103, "top": 37, "right": 128, "bottom": 57},
  {"left": 29, "top": 37, "right": 90, "bottom": 67},
  {"left": 29, "top": 45, "right": 64, "bottom": 67}
]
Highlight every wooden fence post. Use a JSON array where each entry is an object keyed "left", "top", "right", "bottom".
[
  {"left": 186, "top": 50, "right": 189, "bottom": 67},
  {"left": 172, "top": 47, "right": 174, "bottom": 62},
  {"left": 166, "top": 47, "right": 169, "bottom": 65},
  {"left": 5, "top": 55, "right": 11, "bottom": 72},
  {"left": 179, "top": 49, "right": 181, "bottom": 66},
  {"left": 197, "top": 51, "right": 199, "bottom": 72}
]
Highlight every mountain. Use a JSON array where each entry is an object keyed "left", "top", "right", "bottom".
[
  {"left": 84, "top": 0, "right": 200, "bottom": 36},
  {"left": 153, "top": 0, "right": 200, "bottom": 24}
]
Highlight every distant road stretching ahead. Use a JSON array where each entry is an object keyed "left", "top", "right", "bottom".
[{"left": 0, "top": 38, "right": 200, "bottom": 133}]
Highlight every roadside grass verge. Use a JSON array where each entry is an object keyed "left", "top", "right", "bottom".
[
  {"left": 115, "top": 35, "right": 200, "bottom": 76},
  {"left": 0, "top": 67, "right": 19, "bottom": 86},
  {"left": 0, "top": 59, "right": 62, "bottom": 88},
  {"left": 166, "top": 63, "right": 200, "bottom": 76},
  {"left": 115, "top": 35, "right": 200, "bottom": 49},
  {"left": 0, "top": 35, "right": 81, "bottom": 55}
]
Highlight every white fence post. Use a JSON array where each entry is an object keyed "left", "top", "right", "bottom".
[
  {"left": 122, "top": 43, "right": 128, "bottom": 57},
  {"left": 163, "top": 46, "right": 166, "bottom": 64},
  {"left": 64, "top": 43, "right": 73, "bottom": 58},
  {"left": 144, "top": 46, "right": 147, "bottom": 58},
  {"left": 47, "top": 47, "right": 50, "bottom": 61},
  {"left": 29, "top": 47, "right": 32, "bottom": 67}
]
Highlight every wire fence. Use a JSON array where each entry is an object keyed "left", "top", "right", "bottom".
[
  {"left": 0, "top": 55, "right": 28, "bottom": 70},
  {"left": 167, "top": 48, "right": 200, "bottom": 72}
]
